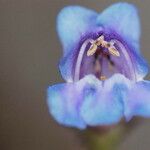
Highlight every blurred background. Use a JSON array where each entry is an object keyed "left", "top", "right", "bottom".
[{"left": 1, "top": 0, "right": 150, "bottom": 150}]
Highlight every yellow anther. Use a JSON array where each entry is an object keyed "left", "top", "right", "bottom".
[
  {"left": 100, "top": 75, "right": 107, "bottom": 80},
  {"left": 87, "top": 44, "right": 97, "bottom": 56},
  {"left": 95, "top": 40, "right": 101, "bottom": 46},
  {"left": 108, "top": 47, "right": 120, "bottom": 57},
  {"left": 101, "top": 41, "right": 109, "bottom": 48},
  {"left": 87, "top": 36, "right": 104, "bottom": 56},
  {"left": 87, "top": 35, "right": 120, "bottom": 57},
  {"left": 97, "top": 35, "right": 104, "bottom": 43}
]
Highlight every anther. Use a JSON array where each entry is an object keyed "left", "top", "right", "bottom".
[
  {"left": 87, "top": 35, "right": 104, "bottom": 56},
  {"left": 108, "top": 46, "right": 120, "bottom": 57},
  {"left": 97, "top": 35, "right": 104, "bottom": 45},
  {"left": 100, "top": 75, "right": 107, "bottom": 80},
  {"left": 101, "top": 41, "right": 109, "bottom": 48},
  {"left": 87, "top": 44, "right": 97, "bottom": 56},
  {"left": 87, "top": 35, "right": 120, "bottom": 57}
]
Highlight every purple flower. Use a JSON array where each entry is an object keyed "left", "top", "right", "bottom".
[{"left": 47, "top": 2, "right": 150, "bottom": 129}]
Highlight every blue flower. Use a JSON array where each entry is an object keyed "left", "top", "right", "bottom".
[{"left": 47, "top": 2, "right": 150, "bottom": 129}]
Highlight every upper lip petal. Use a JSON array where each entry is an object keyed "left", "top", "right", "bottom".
[
  {"left": 57, "top": 3, "right": 148, "bottom": 82},
  {"left": 97, "top": 2, "right": 141, "bottom": 53}
]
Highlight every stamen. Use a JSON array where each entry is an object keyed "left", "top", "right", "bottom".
[
  {"left": 95, "top": 59, "right": 101, "bottom": 72},
  {"left": 74, "top": 39, "right": 94, "bottom": 81},
  {"left": 96, "top": 35, "right": 104, "bottom": 45},
  {"left": 108, "top": 47, "right": 120, "bottom": 57},
  {"left": 87, "top": 44, "right": 97, "bottom": 56},
  {"left": 87, "top": 35, "right": 104, "bottom": 56},
  {"left": 87, "top": 35, "right": 120, "bottom": 57},
  {"left": 111, "top": 39, "right": 136, "bottom": 81},
  {"left": 101, "top": 41, "right": 109, "bottom": 48},
  {"left": 100, "top": 75, "right": 107, "bottom": 80},
  {"left": 108, "top": 61, "right": 113, "bottom": 71}
]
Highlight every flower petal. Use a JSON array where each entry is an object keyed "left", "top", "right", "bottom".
[
  {"left": 47, "top": 74, "right": 132, "bottom": 129},
  {"left": 47, "top": 75, "right": 105, "bottom": 129},
  {"left": 58, "top": 48, "right": 75, "bottom": 82},
  {"left": 124, "top": 80, "right": 150, "bottom": 120},
  {"left": 57, "top": 6, "right": 97, "bottom": 54},
  {"left": 133, "top": 51, "right": 149, "bottom": 81},
  {"left": 97, "top": 2, "right": 140, "bottom": 52},
  {"left": 47, "top": 73, "right": 150, "bottom": 129},
  {"left": 47, "top": 82, "right": 86, "bottom": 129},
  {"left": 80, "top": 74, "right": 130, "bottom": 125}
]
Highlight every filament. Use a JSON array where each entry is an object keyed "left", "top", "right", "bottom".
[{"left": 74, "top": 39, "right": 94, "bottom": 81}]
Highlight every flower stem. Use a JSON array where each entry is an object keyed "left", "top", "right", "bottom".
[
  {"left": 79, "top": 119, "right": 140, "bottom": 150},
  {"left": 83, "top": 126, "right": 124, "bottom": 150}
]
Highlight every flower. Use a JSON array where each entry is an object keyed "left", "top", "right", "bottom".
[{"left": 47, "top": 2, "right": 150, "bottom": 129}]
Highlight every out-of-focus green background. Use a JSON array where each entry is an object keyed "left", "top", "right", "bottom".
[{"left": 1, "top": 0, "right": 150, "bottom": 150}]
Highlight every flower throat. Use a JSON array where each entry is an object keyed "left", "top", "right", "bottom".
[{"left": 74, "top": 34, "right": 135, "bottom": 81}]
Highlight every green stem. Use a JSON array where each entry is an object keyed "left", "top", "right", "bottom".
[
  {"left": 83, "top": 126, "right": 124, "bottom": 150},
  {"left": 79, "top": 119, "right": 141, "bottom": 150}
]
